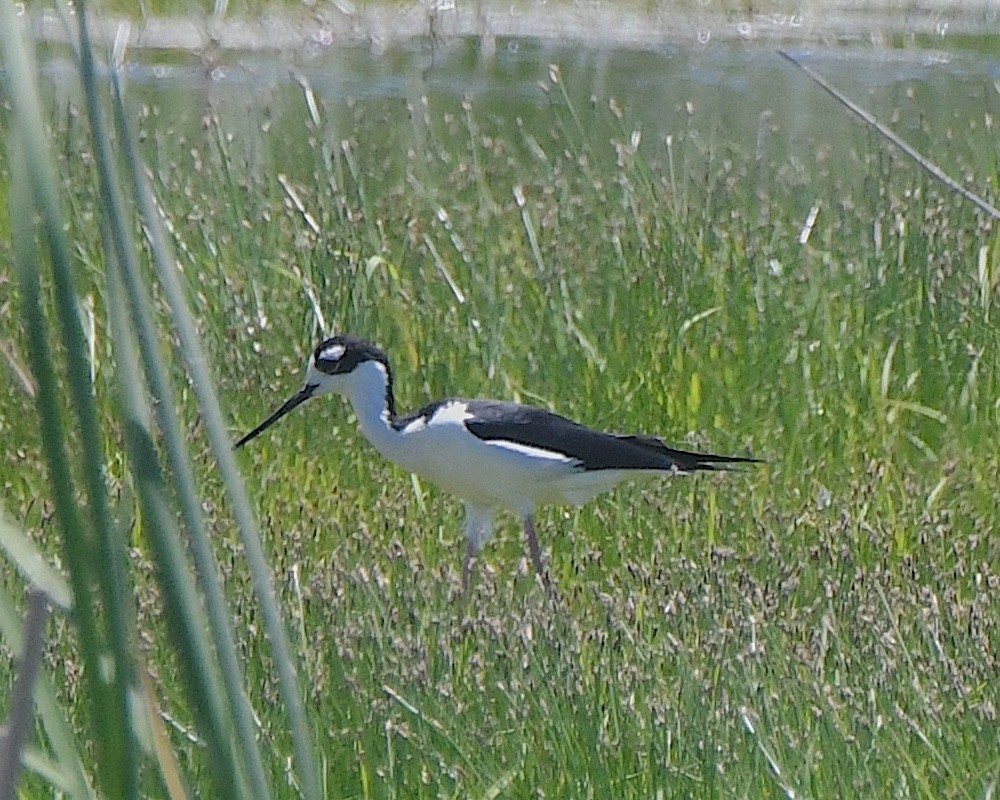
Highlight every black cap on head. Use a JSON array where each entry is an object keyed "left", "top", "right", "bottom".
[{"left": 313, "top": 335, "right": 390, "bottom": 376}]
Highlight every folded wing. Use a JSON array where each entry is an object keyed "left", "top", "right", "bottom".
[{"left": 462, "top": 400, "right": 759, "bottom": 472}]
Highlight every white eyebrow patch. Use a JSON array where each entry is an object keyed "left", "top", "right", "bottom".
[{"left": 319, "top": 343, "right": 346, "bottom": 362}]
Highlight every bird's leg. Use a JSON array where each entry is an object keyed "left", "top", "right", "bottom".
[
  {"left": 463, "top": 505, "right": 493, "bottom": 594},
  {"left": 522, "top": 515, "right": 547, "bottom": 584}
]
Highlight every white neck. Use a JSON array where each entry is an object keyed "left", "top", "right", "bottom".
[{"left": 340, "top": 360, "right": 405, "bottom": 465}]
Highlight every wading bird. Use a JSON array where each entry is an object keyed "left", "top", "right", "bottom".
[{"left": 235, "top": 335, "right": 759, "bottom": 590}]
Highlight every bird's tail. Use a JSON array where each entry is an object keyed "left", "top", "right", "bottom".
[{"left": 617, "top": 435, "right": 762, "bottom": 472}]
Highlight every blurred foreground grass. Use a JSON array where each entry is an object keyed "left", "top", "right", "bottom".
[{"left": 1, "top": 12, "right": 999, "bottom": 798}]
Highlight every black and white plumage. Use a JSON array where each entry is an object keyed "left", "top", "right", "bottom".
[{"left": 235, "top": 334, "right": 759, "bottom": 589}]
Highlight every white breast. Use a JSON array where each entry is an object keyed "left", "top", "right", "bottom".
[{"left": 389, "top": 401, "right": 604, "bottom": 513}]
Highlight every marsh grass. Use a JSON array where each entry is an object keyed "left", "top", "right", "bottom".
[{"left": 2, "top": 10, "right": 999, "bottom": 799}]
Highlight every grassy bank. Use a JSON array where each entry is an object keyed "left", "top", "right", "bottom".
[{"left": 1, "top": 8, "right": 999, "bottom": 798}]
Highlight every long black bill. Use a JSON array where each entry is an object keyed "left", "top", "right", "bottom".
[{"left": 234, "top": 385, "right": 316, "bottom": 449}]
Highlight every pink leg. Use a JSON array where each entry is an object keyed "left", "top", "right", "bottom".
[{"left": 523, "top": 516, "right": 548, "bottom": 584}]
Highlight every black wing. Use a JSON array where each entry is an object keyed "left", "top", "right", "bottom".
[{"left": 461, "top": 400, "right": 760, "bottom": 472}]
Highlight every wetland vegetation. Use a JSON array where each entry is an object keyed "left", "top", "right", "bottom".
[{"left": 1, "top": 2, "right": 999, "bottom": 797}]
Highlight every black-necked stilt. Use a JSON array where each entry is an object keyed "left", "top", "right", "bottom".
[{"left": 235, "top": 335, "right": 760, "bottom": 590}]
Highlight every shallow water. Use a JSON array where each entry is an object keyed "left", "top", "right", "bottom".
[
  {"left": 33, "top": 10, "right": 1000, "bottom": 171},
  {"left": 30, "top": 5, "right": 1000, "bottom": 222}
]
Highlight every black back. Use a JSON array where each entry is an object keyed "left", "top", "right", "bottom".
[{"left": 454, "top": 400, "right": 757, "bottom": 472}]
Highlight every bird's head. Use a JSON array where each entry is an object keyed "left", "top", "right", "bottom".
[{"left": 234, "top": 334, "right": 394, "bottom": 449}]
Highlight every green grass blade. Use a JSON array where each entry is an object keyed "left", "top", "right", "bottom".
[
  {"left": 6, "top": 12, "right": 138, "bottom": 787},
  {"left": 105, "top": 258, "right": 251, "bottom": 800},
  {"left": 0, "top": 588, "right": 49, "bottom": 798},
  {"left": 72, "top": 1, "right": 276, "bottom": 795},
  {"left": 105, "top": 39, "right": 322, "bottom": 800},
  {"left": 0, "top": 12, "right": 134, "bottom": 792},
  {"left": 0, "top": 584, "right": 94, "bottom": 799},
  {"left": 0, "top": 515, "right": 73, "bottom": 612}
]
